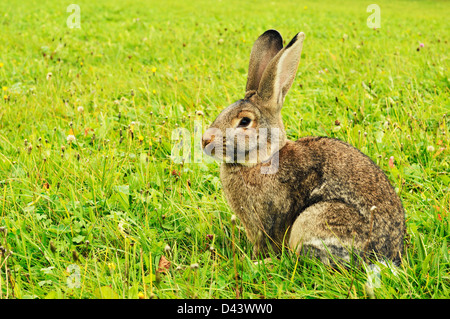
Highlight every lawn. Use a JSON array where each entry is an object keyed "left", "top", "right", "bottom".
[{"left": 0, "top": 0, "right": 448, "bottom": 299}]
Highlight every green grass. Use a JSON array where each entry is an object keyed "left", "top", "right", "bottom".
[{"left": 0, "top": 0, "right": 449, "bottom": 299}]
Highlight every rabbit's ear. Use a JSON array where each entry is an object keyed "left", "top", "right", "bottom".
[
  {"left": 257, "top": 32, "right": 305, "bottom": 113},
  {"left": 245, "top": 30, "right": 283, "bottom": 93}
]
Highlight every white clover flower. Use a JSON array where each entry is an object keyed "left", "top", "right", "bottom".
[
  {"left": 77, "top": 106, "right": 84, "bottom": 113},
  {"left": 67, "top": 134, "right": 76, "bottom": 143},
  {"left": 190, "top": 263, "right": 199, "bottom": 269}
]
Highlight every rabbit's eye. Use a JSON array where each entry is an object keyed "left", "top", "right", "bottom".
[{"left": 238, "top": 117, "right": 252, "bottom": 128}]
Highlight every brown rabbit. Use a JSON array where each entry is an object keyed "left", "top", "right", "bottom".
[{"left": 202, "top": 30, "right": 405, "bottom": 266}]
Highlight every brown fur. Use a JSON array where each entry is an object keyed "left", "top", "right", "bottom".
[{"left": 202, "top": 30, "right": 405, "bottom": 265}]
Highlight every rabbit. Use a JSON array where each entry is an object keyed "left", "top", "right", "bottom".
[{"left": 201, "top": 29, "right": 405, "bottom": 266}]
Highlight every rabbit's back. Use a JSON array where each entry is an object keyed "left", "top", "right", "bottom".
[{"left": 296, "top": 136, "right": 403, "bottom": 221}]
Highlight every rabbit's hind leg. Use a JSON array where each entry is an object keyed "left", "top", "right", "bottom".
[{"left": 288, "top": 200, "right": 369, "bottom": 265}]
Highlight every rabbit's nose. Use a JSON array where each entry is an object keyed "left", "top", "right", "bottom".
[{"left": 202, "top": 134, "right": 215, "bottom": 149}]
